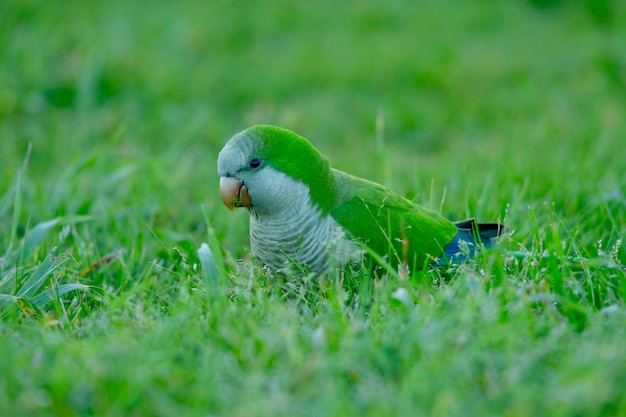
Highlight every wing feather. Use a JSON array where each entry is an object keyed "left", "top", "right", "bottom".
[{"left": 330, "top": 170, "right": 457, "bottom": 269}]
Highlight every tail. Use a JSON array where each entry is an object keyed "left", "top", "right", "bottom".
[
  {"left": 453, "top": 219, "right": 505, "bottom": 248},
  {"left": 435, "top": 219, "right": 506, "bottom": 265},
  {"left": 435, "top": 221, "right": 625, "bottom": 271}
]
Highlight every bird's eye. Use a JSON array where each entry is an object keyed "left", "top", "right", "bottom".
[{"left": 249, "top": 158, "right": 262, "bottom": 169}]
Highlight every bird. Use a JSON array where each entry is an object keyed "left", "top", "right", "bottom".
[{"left": 217, "top": 125, "right": 505, "bottom": 275}]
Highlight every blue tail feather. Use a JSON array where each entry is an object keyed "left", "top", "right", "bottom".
[{"left": 434, "top": 219, "right": 505, "bottom": 266}]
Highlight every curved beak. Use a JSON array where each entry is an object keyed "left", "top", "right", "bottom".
[{"left": 219, "top": 177, "right": 251, "bottom": 211}]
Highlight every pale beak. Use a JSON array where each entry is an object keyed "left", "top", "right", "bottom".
[{"left": 219, "top": 177, "right": 251, "bottom": 211}]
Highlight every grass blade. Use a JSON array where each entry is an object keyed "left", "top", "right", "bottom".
[
  {"left": 30, "top": 283, "right": 91, "bottom": 307},
  {"left": 202, "top": 205, "right": 227, "bottom": 286},
  {"left": 20, "top": 218, "right": 61, "bottom": 262},
  {"left": 0, "top": 294, "right": 19, "bottom": 310},
  {"left": 197, "top": 243, "right": 218, "bottom": 284},
  {"left": 17, "top": 248, "right": 68, "bottom": 298}
]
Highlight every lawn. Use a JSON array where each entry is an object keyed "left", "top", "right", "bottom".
[{"left": 1, "top": 1, "right": 625, "bottom": 416}]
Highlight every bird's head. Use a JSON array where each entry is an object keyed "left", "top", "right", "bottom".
[{"left": 217, "top": 125, "right": 335, "bottom": 216}]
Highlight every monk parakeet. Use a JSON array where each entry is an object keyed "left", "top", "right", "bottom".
[{"left": 217, "top": 125, "right": 504, "bottom": 274}]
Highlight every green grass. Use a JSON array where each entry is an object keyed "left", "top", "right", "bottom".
[{"left": 1, "top": 0, "right": 625, "bottom": 416}]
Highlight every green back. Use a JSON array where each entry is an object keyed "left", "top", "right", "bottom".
[{"left": 330, "top": 170, "right": 458, "bottom": 269}]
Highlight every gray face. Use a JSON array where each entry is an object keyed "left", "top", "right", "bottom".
[
  {"left": 217, "top": 132, "right": 255, "bottom": 178},
  {"left": 217, "top": 133, "right": 307, "bottom": 217}
]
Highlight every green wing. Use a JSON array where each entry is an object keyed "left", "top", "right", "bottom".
[{"left": 330, "top": 169, "right": 457, "bottom": 269}]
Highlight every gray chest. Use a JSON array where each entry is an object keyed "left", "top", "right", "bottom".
[
  {"left": 249, "top": 208, "right": 357, "bottom": 273},
  {"left": 242, "top": 167, "right": 359, "bottom": 273}
]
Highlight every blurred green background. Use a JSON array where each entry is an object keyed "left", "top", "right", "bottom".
[{"left": 1, "top": 1, "right": 625, "bottom": 415}]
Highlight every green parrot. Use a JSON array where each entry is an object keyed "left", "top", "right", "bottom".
[{"left": 217, "top": 125, "right": 504, "bottom": 274}]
